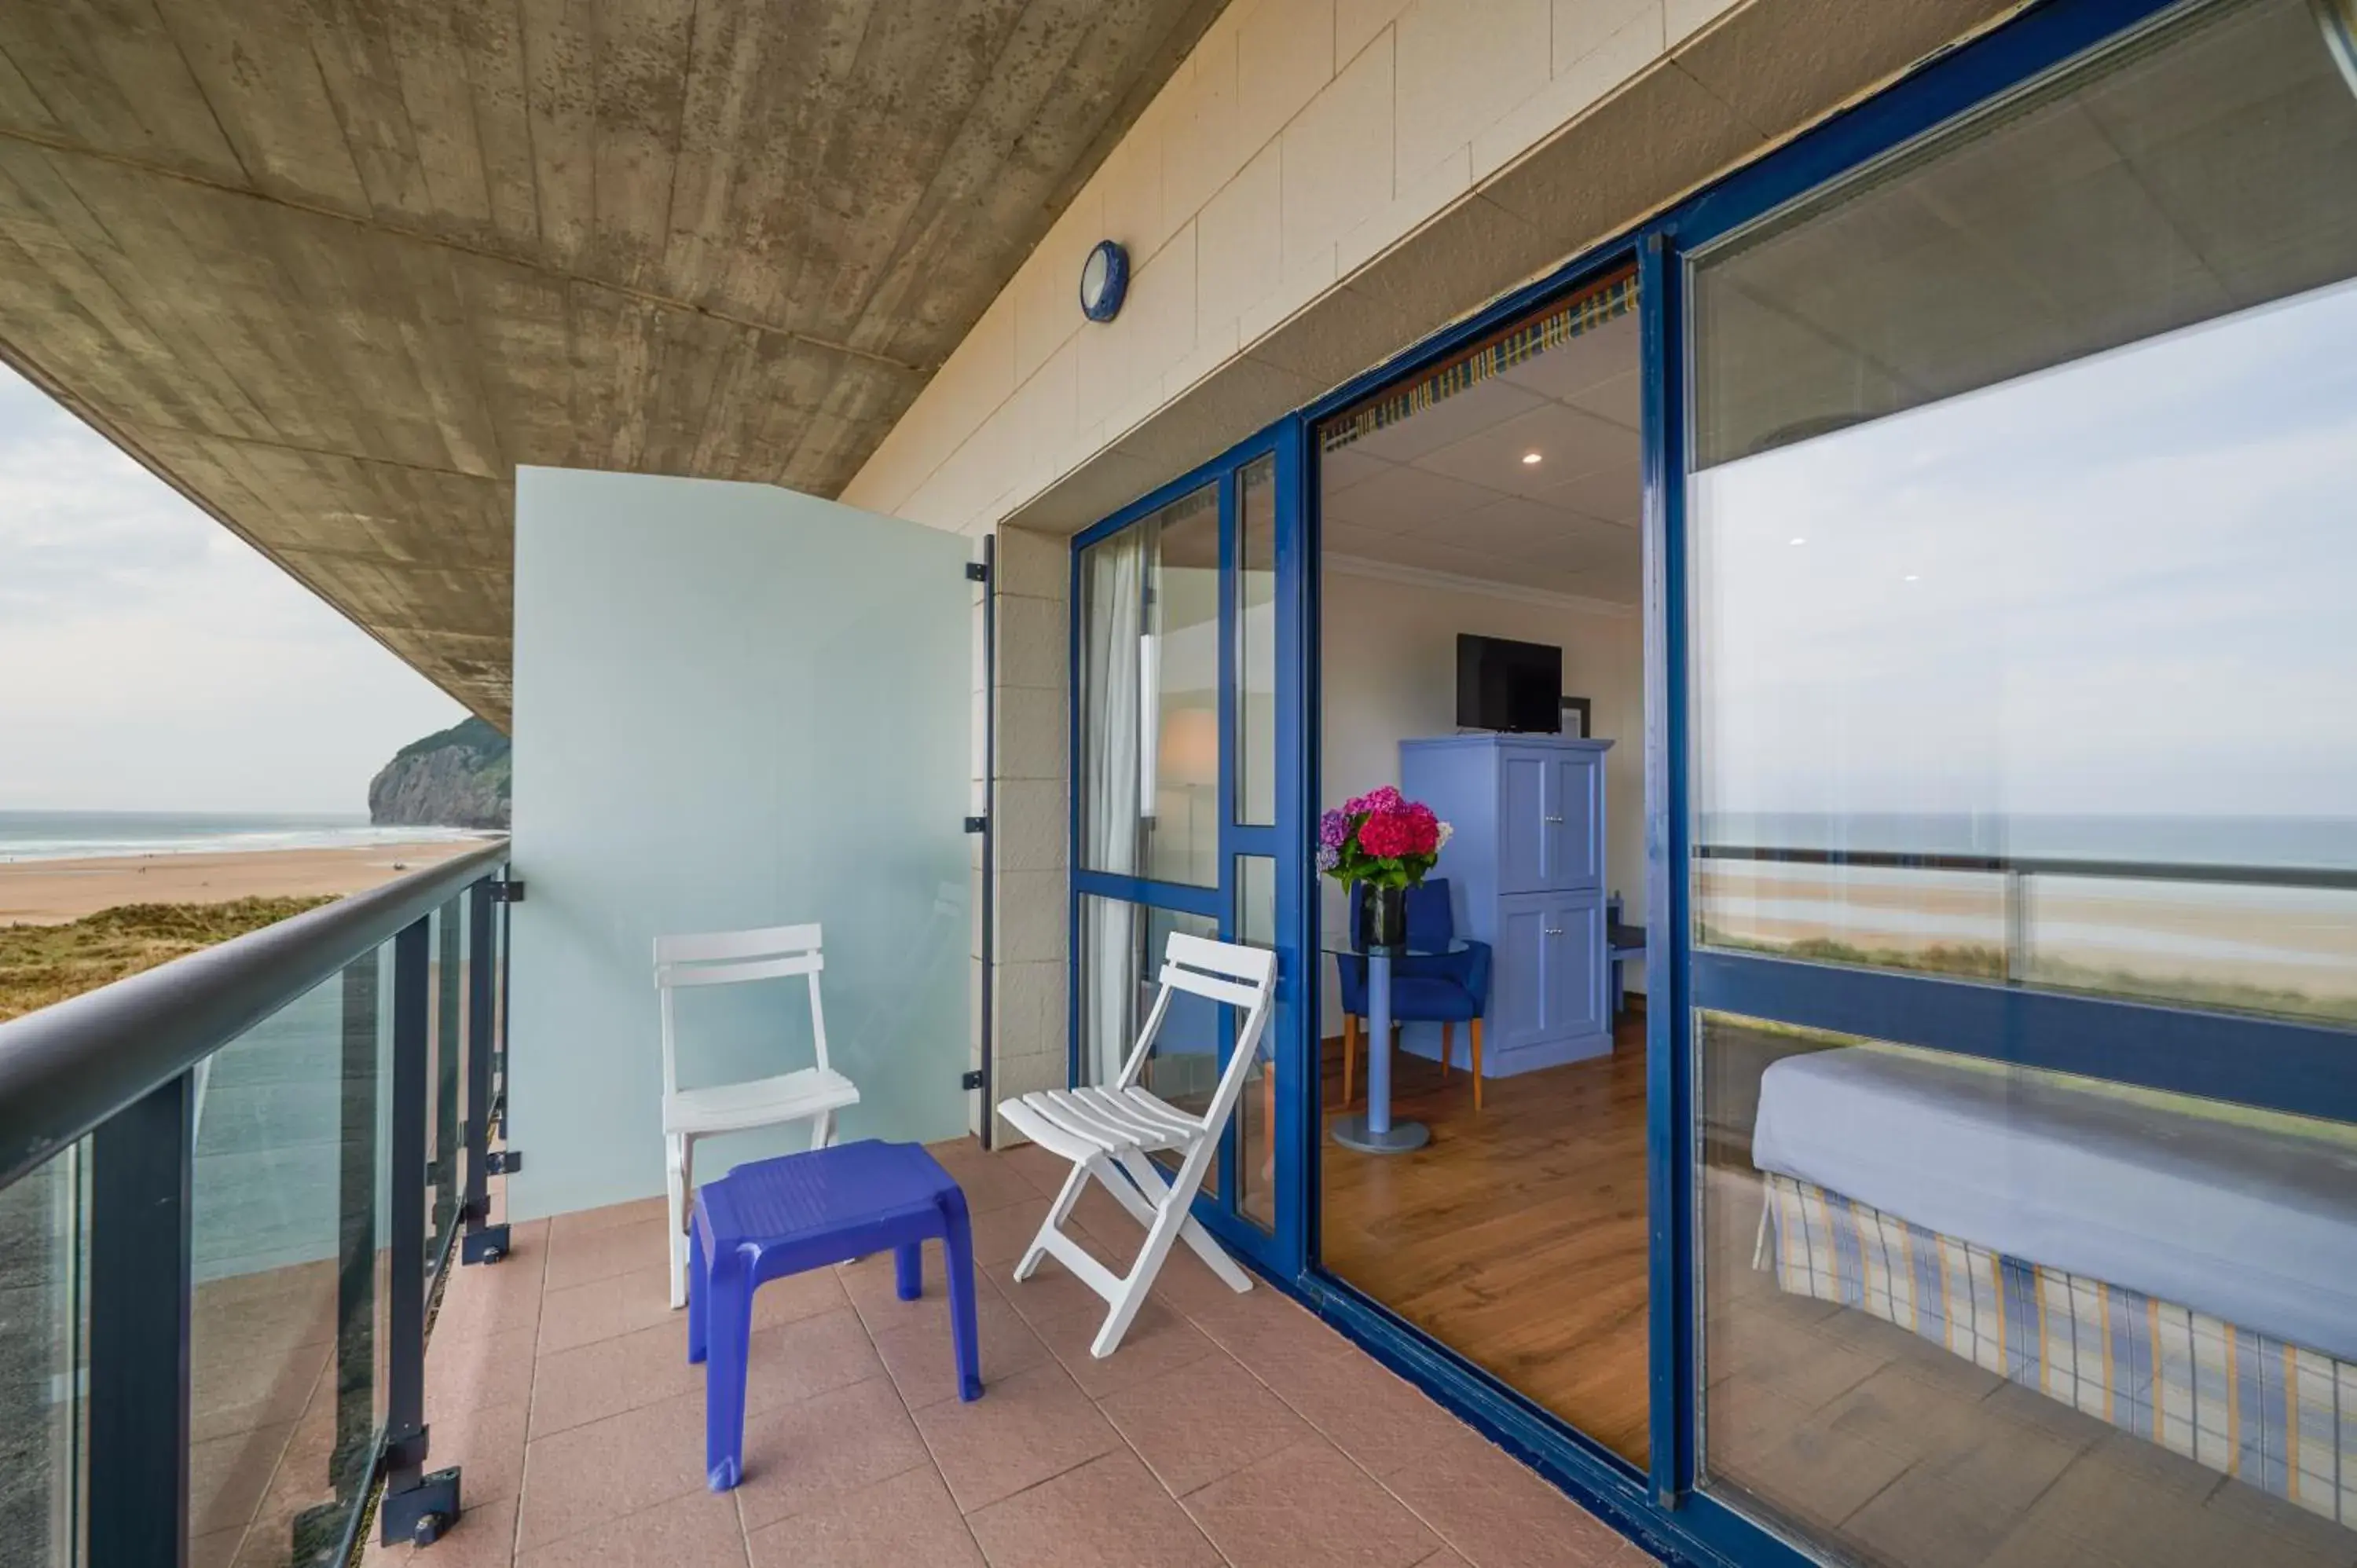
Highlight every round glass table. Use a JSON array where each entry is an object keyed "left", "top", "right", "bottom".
[{"left": 1319, "top": 937, "right": 1468, "bottom": 1155}]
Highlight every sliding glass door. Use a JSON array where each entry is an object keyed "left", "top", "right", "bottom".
[
  {"left": 1680, "top": 2, "right": 2357, "bottom": 1562},
  {"left": 1071, "top": 430, "right": 1307, "bottom": 1271}
]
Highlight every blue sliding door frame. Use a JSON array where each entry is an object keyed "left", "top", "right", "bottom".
[
  {"left": 1061, "top": 2, "right": 2237, "bottom": 1563},
  {"left": 1069, "top": 419, "right": 1308, "bottom": 1282}
]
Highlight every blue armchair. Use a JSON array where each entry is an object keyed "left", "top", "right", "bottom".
[{"left": 1336, "top": 879, "right": 1494, "bottom": 1111}]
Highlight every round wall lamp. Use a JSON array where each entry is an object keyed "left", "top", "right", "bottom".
[{"left": 1080, "top": 240, "right": 1129, "bottom": 323}]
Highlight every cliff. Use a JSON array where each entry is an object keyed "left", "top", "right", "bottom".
[{"left": 368, "top": 717, "right": 511, "bottom": 830}]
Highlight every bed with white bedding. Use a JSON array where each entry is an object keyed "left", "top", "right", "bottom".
[{"left": 1750, "top": 1045, "right": 2357, "bottom": 1528}]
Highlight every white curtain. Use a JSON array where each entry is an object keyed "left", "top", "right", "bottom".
[{"left": 1082, "top": 533, "right": 1146, "bottom": 1085}]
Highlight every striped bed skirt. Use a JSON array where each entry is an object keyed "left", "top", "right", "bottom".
[{"left": 1757, "top": 1171, "right": 2357, "bottom": 1530}]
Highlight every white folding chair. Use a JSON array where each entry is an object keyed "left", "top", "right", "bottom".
[
  {"left": 999, "top": 932, "right": 1276, "bottom": 1357},
  {"left": 655, "top": 923, "right": 860, "bottom": 1307}
]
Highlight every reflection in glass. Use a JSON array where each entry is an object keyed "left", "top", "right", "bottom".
[
  {"left": 1697, "top": 1009, "right": 2357, "bottom": 1563},
  {"left": 1079, "top": 485, "right": 1222, "bottom": 888},
  {"left": 1237, "top": 456, "right": 1277, "bottom": 827},
  {"left": 1234, "top": 855, "right": 1277, "bottom": 1231},
  {"left": 1079, "top": 899, "right": 1223, "bottom": 1195},
  {"left": 188, "top": 954, "right": 389, "bottom": 1566},
  {"left": 1689, "top": 0, "right": 2357, "bottom": 1026},
  {"left": 0, "top": 1145, "right": 86, "bottom": 1568}
]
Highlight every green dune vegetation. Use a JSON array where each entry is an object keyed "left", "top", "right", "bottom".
[{"left": 0, "top": 897, "right": 331, "bottom": 1023}]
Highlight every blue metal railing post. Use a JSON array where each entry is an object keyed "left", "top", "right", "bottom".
[
  {"left": 87, "top": 1070, "right": 194, "bottom": 1568},
  {"left": 461, "top": 877, "right": 509, "bottom": 1264},
  {"left": 381, "top": 916, "right": 460, "bottom": 1545}
]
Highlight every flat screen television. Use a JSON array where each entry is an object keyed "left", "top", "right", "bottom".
[{"left": 1456, "top": 634, "right": 1563, "bottom": 733}]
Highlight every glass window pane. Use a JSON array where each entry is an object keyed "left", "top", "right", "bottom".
[
  {"left": 1689, "top": 0, "right": 2357, "bottom": 1025},
  {"left": 1078, "top": 898, "right": 1222, "bottom": 1195},
  {"left": 1234, "top": 855, "right": 1277, "bottom": 1232},
  {"left": 1696, "top": 1007, "right": 2357, "bottom": 1563},
  {"left": 0, "top": 1143, "right": 87, "bottom": 1568},
  {"left": 1079, "top": 485, "right": 1221, "bottom": 886},
  {"left": 189, "top": 951, "right": 389, "bottom": 1565},
  {"left": 1236, "top": 456, "right": 1277, "bottom": 826}
]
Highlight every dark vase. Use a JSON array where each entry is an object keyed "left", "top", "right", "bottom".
[{"left": 1357, "top": 882, "right": 1407, "bottom": 951}]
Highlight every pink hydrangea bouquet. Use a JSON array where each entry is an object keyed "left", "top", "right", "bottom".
[{"left": 1318, "top": 786, "right": 1451, "bottom": 889}]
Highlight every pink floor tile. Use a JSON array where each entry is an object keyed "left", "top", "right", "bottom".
[
  {"left": 515, "top": 1390, "right": 709, "bottom": 1550},
  {"left": 427, "top": 1327, "right": 541, "bottom": 1422},
  {"left": 541, "top": 1215, "right": 671, "bottom": 1294},
  {"left": 744, "top": 1455, "right": 984, "bottom": 1567},
  {"left": 548, "top": 1196, "right": 666, "bottom": 1239},
  {"left": 729, "top": 1374, "right": 933, "bottom": 1532},
  {"left": 738, "top": 1307, "right": 886, "bottom": 1415},
  {"left": 1186, "top": 1286, "right": 1354, "bottom": 1379},
  {"left": 748, "top": 1264, "right": 852, "bottom": 1329},
  {"left": 372, "top": 1494, "right": 520, "bottom": 1568},
  {"left": 967, "top": 1196, "right": 1054, "bottom": 1267},
  {"left": 1097, "top": 1349, "right": 1314, "bottom": 1497},
  {"left": 1252, "top": 1339, "right": 1471, "bottom": 1480},
  {"left": 526, "top": 1317, "right": 698, "bottom": 1439},
  {"left": 190, "top": 1421, "right": 294, "bottom": 1537},
  {"left": 987, "top": 1250, "right": 1120, "bottom": 1328},
  {"left": 511, "top": 1488, "right": 746, "bottom": 1567},
  {"left": 429, "top": 1398, "right": 530, "bottom": 1504},
  {"left": 538, "top": 1263, "right": 678, "bottom": 1356},
  {"left": 1034, "top": 1296, "right": 1219, "bottom": 1400},
  {"left": 993, "top": 1143, "right": 1072, "bottom": 1196},
  {"left": 868, "top": 1280, "right": 1050, "bottom": 1409},
  {"left": 966, "top": 1450, "right": 1226, "bottom": 1567},
  {"left": 398, "top": 1189, "right": 1662, "bottom": 1568},
  {"left": 911, "top": 1360, "right": 1125, "bottom": 1511},
  {"left": 1182, "top": 1438, "right": 1439, "bottom": 1568},
  {"left": 1380, "top": 1425, "right": 1628, "bottom": 1568}
]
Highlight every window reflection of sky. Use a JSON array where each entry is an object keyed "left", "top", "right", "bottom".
[{"left": 1694, "top": 276, "right": 2357, "bottom": 830}]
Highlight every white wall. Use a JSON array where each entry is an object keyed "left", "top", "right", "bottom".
[
  {"left": 506, "top": 469, "right": 975, "bottom": 1221},
  {"left": 1318, "top": 561, "right": 1645, "bottom": 1024}
]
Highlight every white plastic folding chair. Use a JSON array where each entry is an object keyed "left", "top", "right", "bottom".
[
  {"left": 999, "top": 932, "right": 1276, "bottom": 1357},
  {"left": 655, "top": 923, "right": 860, "bottom": 1308}
]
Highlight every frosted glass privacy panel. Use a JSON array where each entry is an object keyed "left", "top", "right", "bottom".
[{"left": 508, "top": 470, "right": 973, "bottom": 1218}]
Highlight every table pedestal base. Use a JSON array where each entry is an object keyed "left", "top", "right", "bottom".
[{"left": 1329, "top": 1114, "right": 1429, "bottom": 1155}]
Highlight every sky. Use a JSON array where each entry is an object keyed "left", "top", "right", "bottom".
[
  {"left": 1692, "top": 276, "right": 2357, "bottom": 828},
  {"left": 0, "top": 365, "right": 469, "bottom": 815}
]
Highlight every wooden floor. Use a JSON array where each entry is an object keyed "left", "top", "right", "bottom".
[{"left": 1318, "top": 1015, "right": 1651, "bottom": 1464}]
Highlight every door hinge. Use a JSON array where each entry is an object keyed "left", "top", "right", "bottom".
[
  {"left": 964, "top": 815, "right": 988, "bottom": 834},
  {"left": 490, "top": 879, "right": 526, "bottom": 904},
  {"left": 961, "top": 1068, "right": 985, "bottom": 1091},
  {"left": 965, "top": 561, "right": 989, "bottom": 583}
]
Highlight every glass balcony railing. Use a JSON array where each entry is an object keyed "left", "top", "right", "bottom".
[
  {"left": 1695, "top": 844, "right": 2357, "bottom": 1026},
  {"left": 0, "top": 842, "right": 513, "bottom": 1565}
]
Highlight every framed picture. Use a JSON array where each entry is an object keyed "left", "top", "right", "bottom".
[{"left": 1560, "top": 696, "right": 1592, "bottom": 738}]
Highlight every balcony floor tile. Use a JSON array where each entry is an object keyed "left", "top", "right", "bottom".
[{"left": 356, "top": 1145, "right": 1659, "bottom": 1568}]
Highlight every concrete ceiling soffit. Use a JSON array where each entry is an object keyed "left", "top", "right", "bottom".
[{"left": 0, "top": 0, "right": 1229, "bottom": 724}]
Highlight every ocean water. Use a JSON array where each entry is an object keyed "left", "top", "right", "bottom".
[{"left": 0, "top": 809, "right": 492, "bottom": 863}]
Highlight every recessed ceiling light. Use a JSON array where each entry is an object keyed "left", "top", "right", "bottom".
[
  {"left": 1789, "top": 537, "right": 1807, "bottom": 546},
  {"left": 1520, "top": 452, "right": 1543, "bottom": 465},
  {"left": 1903, "top": 573, "right": 1921, "bottom": 582}
]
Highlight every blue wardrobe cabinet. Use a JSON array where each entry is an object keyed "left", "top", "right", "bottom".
[{"left": 1400, "top": 735, "right": 1615, "bottom": 1078}]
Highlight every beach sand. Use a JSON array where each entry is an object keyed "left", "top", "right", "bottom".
[{"left": 0, "top": 839, "right": 490, "bottom": 925}]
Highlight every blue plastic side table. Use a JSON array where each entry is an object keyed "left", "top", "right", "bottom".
[{"left": 687, "top": 1138, "right": 981, "bottom": 1489}]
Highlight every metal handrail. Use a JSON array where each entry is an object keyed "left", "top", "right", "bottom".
[
  {"left": 0, "top": 838, "right": 509, "bottom": 1189},
  {"left": 1692, "top": 841, "right": 2357, "bottom": 892}
]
